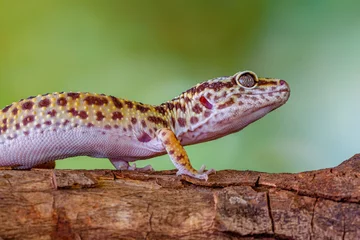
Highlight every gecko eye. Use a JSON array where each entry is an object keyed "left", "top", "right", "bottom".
[{"left": 235, "top": 71, "right": 258, "bottom": 88}]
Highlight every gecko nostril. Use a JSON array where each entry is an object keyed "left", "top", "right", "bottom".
[{"left": 279, "top": 80, "right": 286, "bottom": 85}]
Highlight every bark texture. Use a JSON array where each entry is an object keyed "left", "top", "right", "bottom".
[{"left": 0, "top": 154, "right": 359, "bottom": 240}]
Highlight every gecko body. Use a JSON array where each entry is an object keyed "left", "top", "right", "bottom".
[{"left": 0, "top": 71, "right": 290, "bottom": 180}]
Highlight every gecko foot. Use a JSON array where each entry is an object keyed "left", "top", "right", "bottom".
[
  {"left": 128, "top": 163, "right": 154, "bottom": 172},
  {"left": 176, "top": 167, "right": 216, "bottom": 181}
]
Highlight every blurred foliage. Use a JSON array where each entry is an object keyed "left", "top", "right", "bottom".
[{"left": 1, "top": 0, "right": 360, "bottom": 172}]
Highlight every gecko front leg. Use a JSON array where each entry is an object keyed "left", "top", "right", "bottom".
[{"left": 157, "top": 128, "right": 215, "bottom": 180}]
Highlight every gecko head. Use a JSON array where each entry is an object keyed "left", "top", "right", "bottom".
[{"left": 185, "top": 70, "right": 290, "bottom": 139}]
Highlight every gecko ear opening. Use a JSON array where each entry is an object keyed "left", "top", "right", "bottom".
[{"left": 234, "top": 71, "right": 258, "bottom": 89}]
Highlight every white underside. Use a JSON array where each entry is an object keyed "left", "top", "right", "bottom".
[{"left": 0, "top": 127, "right": 165, "bottom": 168}]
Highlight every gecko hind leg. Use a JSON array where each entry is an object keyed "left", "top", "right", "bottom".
[
  {"left": 157, "top": 128, "right": 215, "bottom": 181},
  {"left": 109, "top": 158, "right": 153, "bottom": 171}
]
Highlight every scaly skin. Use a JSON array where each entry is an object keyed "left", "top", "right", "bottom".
[{"left": 0, "top": 71, "right": 290, "bottom": 180}]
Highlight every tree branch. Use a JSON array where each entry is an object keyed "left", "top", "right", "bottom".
[{"left": 0, "top": 154, "right": 359, "bottom": 239}]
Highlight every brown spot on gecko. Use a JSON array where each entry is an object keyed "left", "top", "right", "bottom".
[
  {"left": 84, "top": 96, "right": 108, "bottom": 106},
  {"left": 177, "top": 118, "right": 186, "bottom": 127},
  {"left": 128, "top": 124, "right": 132, "bottom": 131},
  {"left": 110, "top": 96, "right": 123, "bottom": 109},
  {"left": 57, "top": 97, "right": 67, "bottom": 106},
  {"left": 78, "top": 111, "right": 88, "bottom": 119},
  {"left": 47, "top": 110, "right": 57, "bottom": 117},
  {"left": 2, "top": 118, "right": 7, "bottom": 124},
  {"left": 131, "top": 118, "right": 137, "bottom": 124},
  {"left": 35, "top": 123, "right": 41, "bottom": 128},
  {"left": 63, "top": 120, "right": 70, "bottom": 126},
  {"left": 39, "top": 98, "right": 51, "bottom": 107},
  {"left": 141, "top": 120, "right": 147, "bottom": 128},
  {"left": 190, "top": 116, "right": 199, "bottom": 124},
  {"left": 175, "top": 102, "right": 186, "bottom": 113},
  {"left": 67, "top": 108, "right": 78, "bottom": 116},
  {"left": 136, "top": 105, "right": 150, "bottom": 113},
  {"left": 22, "top": 101, "right": 34, "bottom": 110},
  {"left": 147, "top": 116, "right": 168, "bottom": 127},
  {"left": 238, "top": 101, "right": 244, "bottom": 106},
  {"left": 104, "top": 125, "right": 112, "bottom": 130},
  {"left": 12, "top": 108, "right": 18, "bottom": 115},
  {"left": 125, "top": 101, "right": 133, "bottom": 108},
  {"left": 96, "top": 111, "right": 105, "bottom": 121},
  {"left": 161, "top": 131, "right": 166, "bottom": 136},
  {"left": 112, "top": 112, "right": 123, "bottom": 120},
  {"left": 67, "top": 92, "right": 80, "bottom": 100},
  {"left": 184, "top": 97, "right": 191, "bottom": 103},
  {"left": 176, "top": 154, "right": 185, "bottom": 161},
  {"left": 268, "top": 93, "right": 273, "bottom": 97},
  {"left": 23, "top": 115, "right": 35, "bottom": 126},
  {"left": 251, "top": 96, "right": 258, "bottom": 101},
  {"left": 192, "top": 104, "right": 202, "bottom": 114},
  {"left": 149, "top": 129, "right": 153, "bottom": 134},
  {"left": 218, "top": 98, "right": 235, "bottom": 109},
  {"left": 114, "top": 124, "right": 119, "bottom": 129},
  {"left": 155, "top": 106, "right": 166, "bottom": 115},
  {"left": 24, "top": 131, "right": 30, "bottom": 136},
  {"left": 137, "top": 132, "right": 152, "bottom": 142},
  {"left": 163, "top": 139, "right": 170, "bottom": 145},
  {"left": 15, "top": 123, "right": 20, "bottom": 130},
  {"left": 44, "top": 121, "right": 51, "bottom": 126},
  {"left": 165, "top": 102, "right": 175, "bottom": 111},
  {"left": 169, "top": 150, "right": 174, "bottom": 155},
  {"left": 123, "top": 127, "right": 127, "bottom": 132},
  {"left": 204, "top": 111, "right": 211, "bottom": 118},
  {"left": 171, "top": 117, "right": 176, "bottom": 128},
  {"left": 2, "top": 105, "right": 12, "bottom": 113},
  {"left": 87, "top": 123, "right": 94, "bottom": 128}
]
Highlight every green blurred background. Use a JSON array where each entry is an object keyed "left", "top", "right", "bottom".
[{"left": 1, "top": 0, "right": 359, "bottom": 173}]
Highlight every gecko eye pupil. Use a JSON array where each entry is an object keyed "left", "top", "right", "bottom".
[{"left": 237, "top": 73, "right": 256, "bottom": 88}]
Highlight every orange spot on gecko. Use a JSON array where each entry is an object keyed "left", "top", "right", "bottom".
[
  {"left": 39, "top": 98, "right": 50, "bottom": 107},
  {"left": 22, "top": 101, "right": 34, "bottom": 110}
]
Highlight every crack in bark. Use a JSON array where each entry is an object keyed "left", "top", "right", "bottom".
[
  {"left": 266, "top": 191, "right": 275, "bottom": 234},
  {"left": 310, "top": 197, "right": 318, "bottom": 239}
]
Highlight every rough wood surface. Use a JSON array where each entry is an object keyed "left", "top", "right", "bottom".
[{"left": 0, "top": 154, "right": 359, "bottom": 240}]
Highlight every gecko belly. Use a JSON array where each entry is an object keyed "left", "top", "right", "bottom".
[{"left": 0, "top": 126, "right": 165, "bottom": 168}]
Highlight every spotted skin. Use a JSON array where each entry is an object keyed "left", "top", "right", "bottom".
[{"left": 0, "top": 70, "right": 290, "bottom": 180}]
